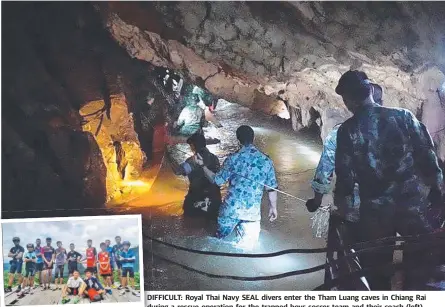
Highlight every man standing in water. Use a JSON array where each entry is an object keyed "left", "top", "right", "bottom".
[
  {"left": 168, "top": 132, "right": 222, "bottom": 219},
  {"left": 5, "top": 237, "right": 24, "bottom": 293},
  {"left": 333, "top": 70, "right": 444, "bottom": 290},
  {"left": 196, "top": 125, "right": 278, "bottom": 249}
]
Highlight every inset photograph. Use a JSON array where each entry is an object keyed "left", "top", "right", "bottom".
[{"left": 1, "top": 215, "right": 144, "bottom": 306}]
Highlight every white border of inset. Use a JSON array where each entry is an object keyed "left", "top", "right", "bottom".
[{"left": 0, "top": 214, "right": 145, "bottom": 307}]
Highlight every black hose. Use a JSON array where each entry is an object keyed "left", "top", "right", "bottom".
[
  {"left": 149, "top": 237, "right": 444, "bottom": 282},
  {"left": 145, "top": 230, "right": 445, "bottom": 257}
]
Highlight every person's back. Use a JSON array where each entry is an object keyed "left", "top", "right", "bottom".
[
  {"left": 218, "top": 143, "right": 276, "bottom": 221},
  {"left": 338, "top": 104, "right": 440, "bottom": 208},
  {"left": 334, "top": 70, "right": 444, "bottom": 290},
  {"left": 177, "top": 104, "right": 204, "bottom": 136},
  {"left": 184, "top": 147, "right": 221, "bottom": 218}
]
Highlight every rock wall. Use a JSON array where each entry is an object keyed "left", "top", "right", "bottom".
[
  {"left": 80, "top": 95, "right": 146, "bottom": 202},
  {"left": 2, "top": 3, "right": 108, "bottom": 213},
  {"left": 96, "top": 1, "right": 445, "bottom": 152},
  {"left": 1, "top": 2, "right": 157, "bottom": 213}
]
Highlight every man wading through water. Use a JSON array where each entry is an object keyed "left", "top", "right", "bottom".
[
  {"left": 167, "top": 132, "right": 222, "bottom": 219},
  {"left": 333, "top": 70, "right": 444, "bottom": 290},
  {"left": 195, "top": 125, "right": 278, "bottom": 249}
]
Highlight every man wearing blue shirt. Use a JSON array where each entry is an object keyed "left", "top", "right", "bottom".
[{"left": 197, "top": 125, "right": 279, "bottom": 249}]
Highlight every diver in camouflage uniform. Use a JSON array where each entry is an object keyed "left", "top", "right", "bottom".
[
  {"left": 334, "top": 70, "right": 444, "bottom": 290},
  {"left": 306, "top": 82, "right": 383, "bottom": 222}
]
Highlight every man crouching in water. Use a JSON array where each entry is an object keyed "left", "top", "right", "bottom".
[
  {"left": 167, "top": 132, "right": 222, "bottom": 219},
  {"left": 195, "top": 125, "right": 279, "bottom": 249}
]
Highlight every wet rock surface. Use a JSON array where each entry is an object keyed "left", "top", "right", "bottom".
[
  {"left": 97, "top": 1, "right": 445, "bottom": 161},
  {"left": 80, "top": 95, "right": 146, "bottom": 202},
  {"left": 1, "top": 2, "right": 157, "bottom": 214}
]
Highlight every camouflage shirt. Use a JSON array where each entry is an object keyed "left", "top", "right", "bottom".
[
  {"left": 214, "top": 144, "right": 278, "bottom": 221},
  {"left": 334, "top": 103, "right": 444, "bottom": 215},
  {"left": 311, "top": 124, "right": 360, "bottom": 222}
]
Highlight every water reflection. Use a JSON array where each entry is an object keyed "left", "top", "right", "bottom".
[{"left": 128, "top": 100, "right": 326, "bottom": 290}]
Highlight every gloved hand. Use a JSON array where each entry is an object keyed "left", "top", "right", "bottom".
[{"left": 305, "top": 198, "right": 322, "bottom": 213}]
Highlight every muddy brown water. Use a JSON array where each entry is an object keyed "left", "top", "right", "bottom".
[{"left": 120, "top": 100, "right": 326, "bottom": 290}]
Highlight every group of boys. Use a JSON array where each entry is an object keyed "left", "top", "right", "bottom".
[{"left": 5, "top": 235, "right": 139, "bottom": 301}]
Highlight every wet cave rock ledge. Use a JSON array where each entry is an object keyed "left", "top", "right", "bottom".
[
  {"left": 98, "top": 1, "right": 445, "bottom": 161},
  {"left": 3, "top": 1, "right": 445, "bottom": 217}
]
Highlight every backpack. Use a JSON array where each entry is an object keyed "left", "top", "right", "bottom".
[{"left": 87, "top": 289, "right": 101, "bottom": 302}]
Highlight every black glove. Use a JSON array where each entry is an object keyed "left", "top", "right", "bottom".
[{"left": 305, "top": 198, "right": 322, "bottom": 213}]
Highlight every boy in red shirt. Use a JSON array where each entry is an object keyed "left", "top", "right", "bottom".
[
  {"left": 98, "top": 243, "right": 112, "bottom": 294},
  {"left": 84, "top": 240, "right": 97, "bottom": 276}
]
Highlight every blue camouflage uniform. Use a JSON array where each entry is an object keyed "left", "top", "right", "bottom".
[
  {"left": 311, "top": 124, "right": 361, "bottom": 222},
  {"left": 335, "top": 103, "right": 444, "bottom": 289},
  {"left": 213, "top": 144, "right": 278, "bottom": 243}
]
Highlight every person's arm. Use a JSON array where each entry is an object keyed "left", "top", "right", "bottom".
[
  {"left": 265, "top": 161, "right": 279, "bottom": 221},
  {"left": 334, "top": 125, "right": 356, "bottom": 217},
  {"left": 306, "top": 127, "right": 338, "bottom": 212},
  {"left": 196, "top": 154, "right": 232, "bottom": 185},
  {"left": 127, "top": 251, "right": 136, "bottom": 263},
  {"left": 51, "top": 249, "right": 56, "bottom": 264},
  {"left": 166, "top": 151, "right": 189, "bottom": 176},
  {"left": 78, "top": 252, "right": 86, "bottom": 263},
  {"left": 17, "top": 247, "right": 24, "bottom": 260},
  {"left": 76, "top": 252, "right": 82, "bottom": 263},
  {"left": 406, "top": 111, "right": 444, "bottom": 203},
  {"left": 95, "top": 278, "right": 105, "bottom": 290},
  {"left": 176, "top": 108, "right": 188, "bottom": 127},
  {"left": 312, "top": 128, "right": 338, "bottom": 195},
  {"left": 8, "top": 248, "right": 16, "bottom": 258}
]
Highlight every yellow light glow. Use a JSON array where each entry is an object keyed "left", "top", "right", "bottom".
[{"left": 120, "top": 180, "right": 150, "bottom": 187}]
